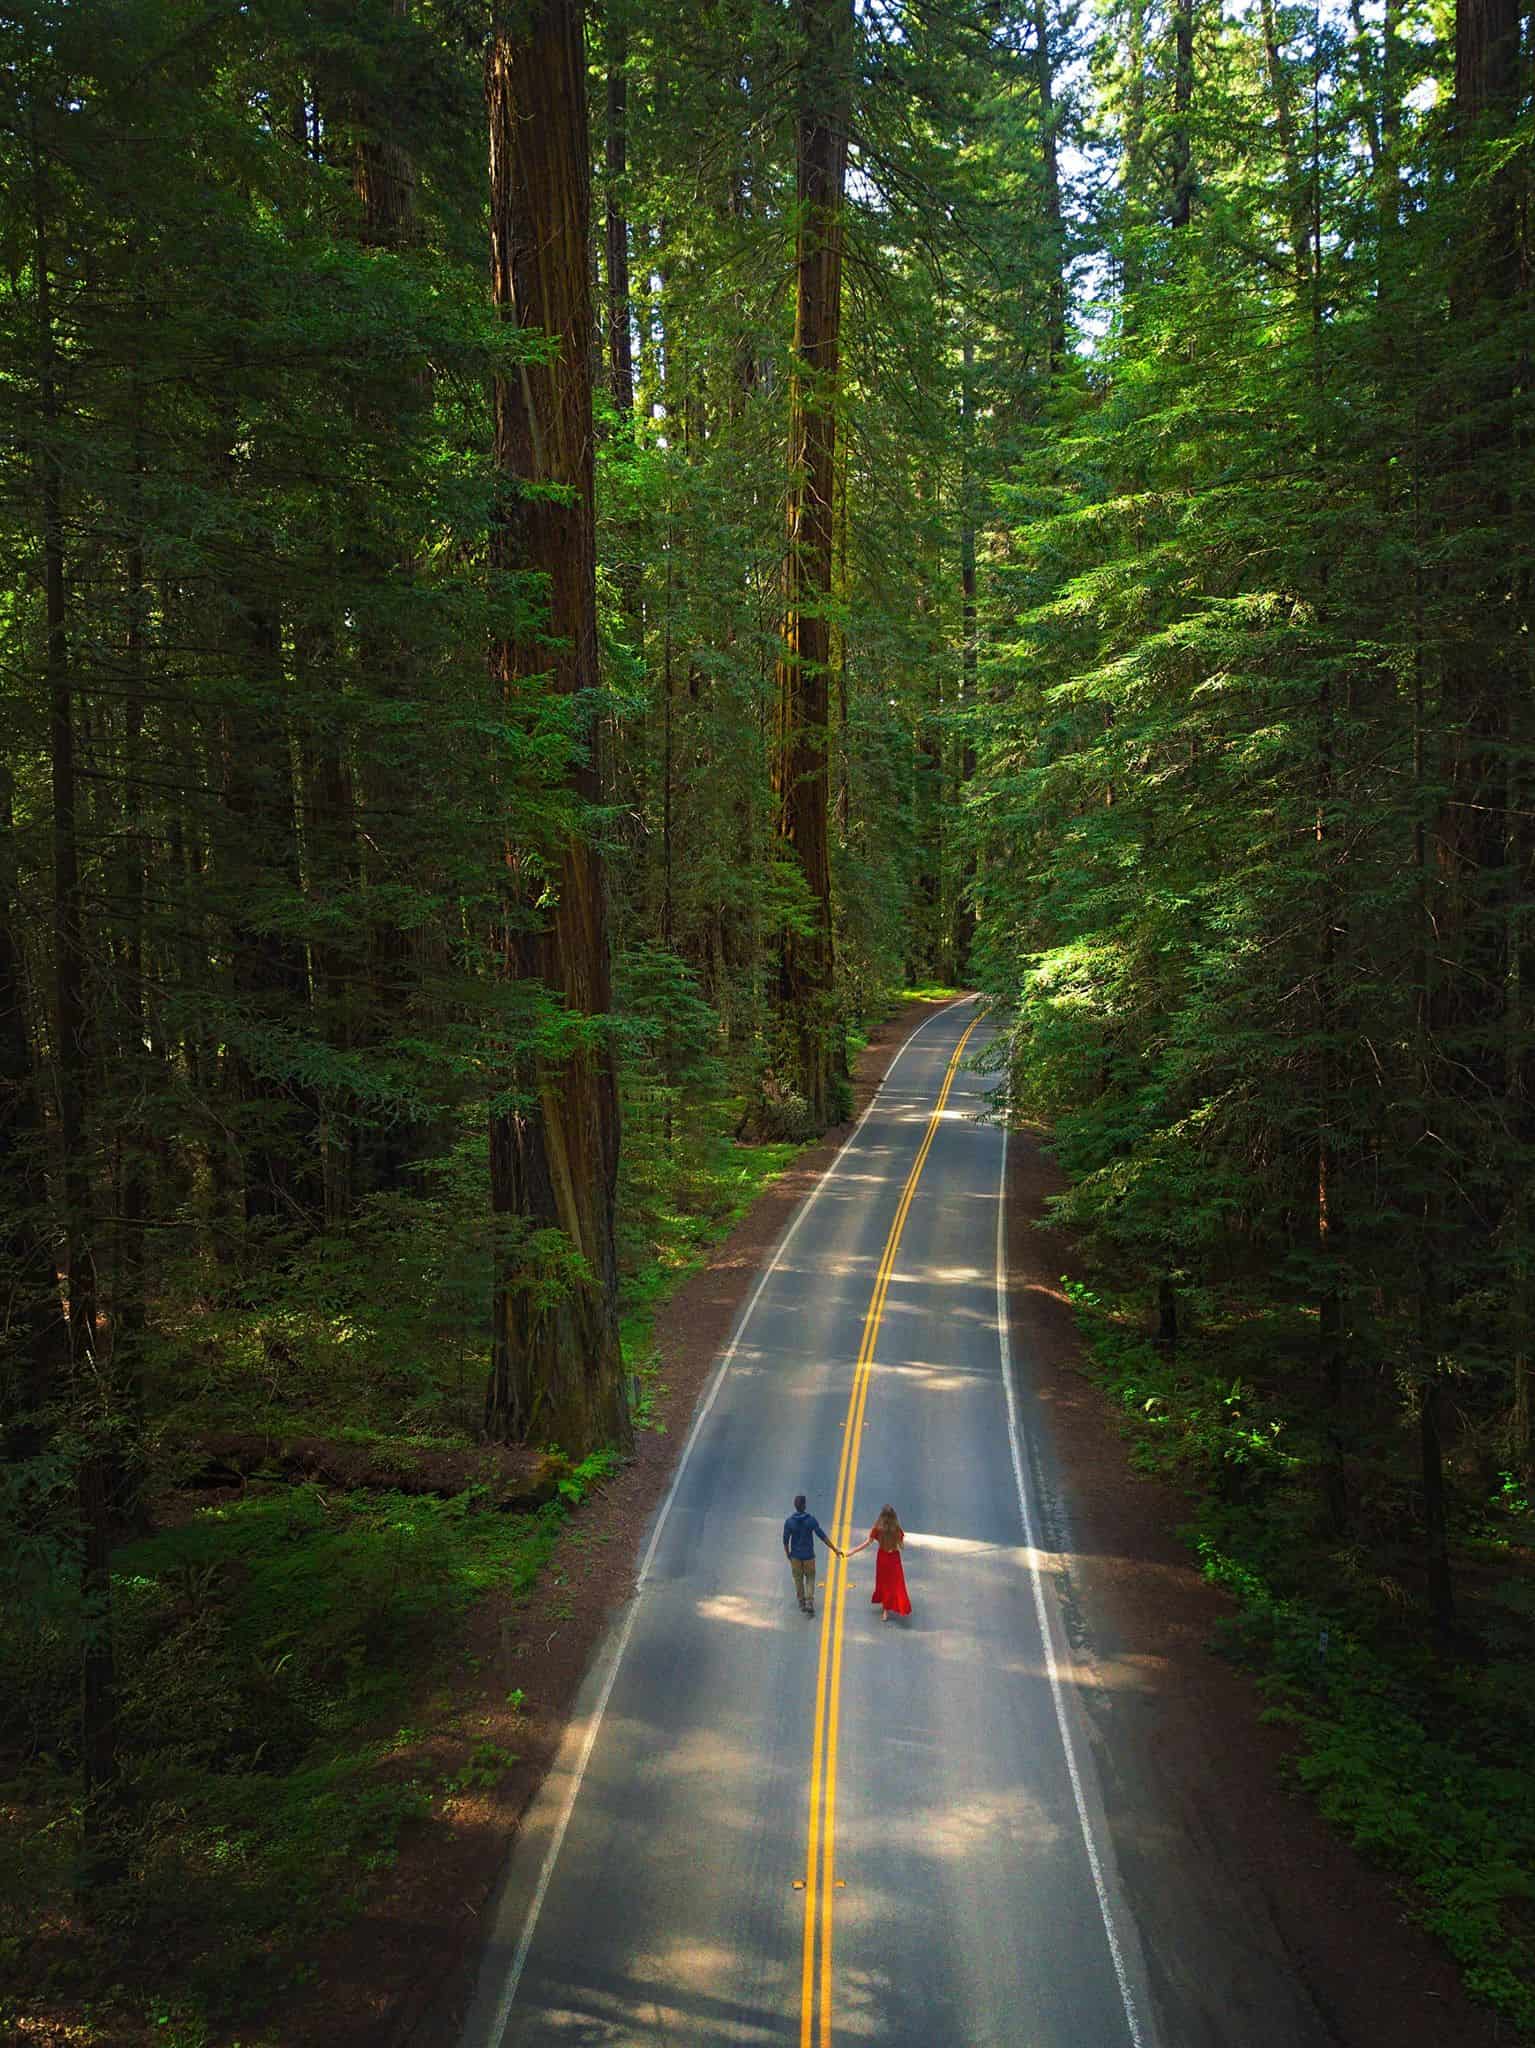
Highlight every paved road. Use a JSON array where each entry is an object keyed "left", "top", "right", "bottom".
[{"left": 458, "top": 998, "right": 1330, "bottom": 2048}]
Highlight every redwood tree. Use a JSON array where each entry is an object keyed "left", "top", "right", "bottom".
[
  {"left": 772, "top": 0, "right": 853, "bottom": 1129},
  {"left": 484, "top": 0, "right": 629, "bottom": 1455}
]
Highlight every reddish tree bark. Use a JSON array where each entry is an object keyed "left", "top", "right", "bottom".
[
  {"left": 1409, "top": 0, "right": 1523, "bottom": 1634},
  {"left": 484, "top": 0, "right": 629, "bottom": 1456},
  {"left": 772, "top": 0, "right": 852, "bottom": 1128}
]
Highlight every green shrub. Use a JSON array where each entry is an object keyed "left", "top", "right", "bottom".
[{"left": 1066, "top": 1274, "right": 1535, "bottom": 2036}]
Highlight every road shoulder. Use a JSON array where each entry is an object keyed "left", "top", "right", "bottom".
[
  {"left": 1004, "top": 1124, "right": 1503, "bottom": 2048},
  {"left": 265, "top": 997, "right": 961, "bottom": 2048}
]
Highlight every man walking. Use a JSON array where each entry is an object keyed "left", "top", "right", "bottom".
[{"left": 783, "top": 1493, "right": 841, "bottom": 1616}]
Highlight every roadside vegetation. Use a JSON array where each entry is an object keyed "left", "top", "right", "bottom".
[
  {"left": 1061, "top": 1272, "right": 1535, "bottom": 2035},
  {"left": 1, "top": 994, "right": 911, "bottom": 2046}
]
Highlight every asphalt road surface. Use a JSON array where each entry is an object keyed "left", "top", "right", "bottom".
[{"left": 459, "top": 997, "right": 1338, "bottom": 2048}]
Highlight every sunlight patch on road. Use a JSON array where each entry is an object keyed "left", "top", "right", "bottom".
[
  {"left": 927, "top": 1260, "right": 989, "bottom": 1283},
  {"left": 899, "top": 1528, "right": 1020, "bottom": 1555},
  {"left": 867, "top": 1787, "right": 1066, "bottom": 1863},
  {"left": 866, "top": 1360, "right": 979, "bottom": 1392},
  {"left": 647, "top": 1722, "right": 763, "bottom": 1786},
  {"left": 695, "top": 1592, "right": 782, "bottom": 1632}
]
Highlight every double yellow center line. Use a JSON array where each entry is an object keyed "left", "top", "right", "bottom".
[{"left": 799, "top": 1011, "right": 981, "bottom": 2048}]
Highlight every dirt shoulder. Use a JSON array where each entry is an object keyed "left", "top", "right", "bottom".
[
  {"left": 269, "top": 996, "right": 957, "bottom": 2048},
  {"left": 1005, "top": 1124, "right": 1506, "bottom": 2048}
]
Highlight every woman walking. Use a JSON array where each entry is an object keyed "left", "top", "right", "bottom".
[{"left": 848, "top": 1504, "right": 913, "bottom": 1620}]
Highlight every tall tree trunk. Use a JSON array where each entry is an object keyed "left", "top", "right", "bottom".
[
  {"left": 222, "top": 605, "right": 321, "bottom": 1232},
  {"left": 1118, "top": 0, "right": 1149, "bottom": 309},
  {"left": 1506, "top": 726, "right": 1532, "bottom": 1473},
  {"left": 602, "top": 8, "right": 645, "bottom": 837},
  {"left": 1169, "top": 0, "right": 1196, "bottom": 228},
  {"left": 352, "top": 0, "right": 416, "bottom": 250},
  {"left": 605, "top": 5, "right": 635, "bottom": 420},
  {"left": 0, "top": 763, "right": 63, "bottom": 1453},
  {"left": 1296, "top": 29, "right": 1348, "bottom": 1536},
  {"left": 107, "top": 400, "right": 150, "bottom": 1523},
  {"left": 36, "top": 142, "right": 119, "bottom": 1853},
  {"left": 1316, "top": 662, "right": 1348, "bottom": 1533},
  {"left": 1411, "top": 0, "right": 1525, "bottom": 1631},
  {"left": 772, "top": 0, "right": 851, "bottom": 1127},
  {"left": 337, "top": 15, "right": 442, "bottom": 1204},
  {"left": 954, "top": 335, "right": 979, "bottom": 971},
  {"left": 1411, "top": 505, "right": 1454, "bottom": 1632},
  {"left": 1258, "top": 0, "right": 1311, "bottom": 284},
  {"left": 1033, "top": 0, "right": 1067, "bottom": 372},
  {"left": 484, "top": 0, "right": 629, "bottom": 1457}
]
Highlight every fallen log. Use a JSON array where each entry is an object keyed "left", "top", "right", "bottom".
[{"left": 171, "top": 1431, "right": 568, "bottom": 1513}]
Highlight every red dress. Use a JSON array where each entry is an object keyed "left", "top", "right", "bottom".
[{"left": 870, "top": 1532, "right": 912, "bottom": 1616}]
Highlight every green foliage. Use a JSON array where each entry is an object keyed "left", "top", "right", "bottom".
[
  {"left": 446, "top": 1741, "right": 519, "bottom": 1797},
  {"left": 0, "top": 1483, "right": 571, "bottom": 2029},
  {"left": 1067, "top": 1275, "right": 1535, "bottom": 2032},
  {"left": 970, "top": 19, "right": 1535, "bottom": 2035}
]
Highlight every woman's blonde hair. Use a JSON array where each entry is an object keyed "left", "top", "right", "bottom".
[{"left": 875, "top": 1504, "right": 903, "bottom": 1543}]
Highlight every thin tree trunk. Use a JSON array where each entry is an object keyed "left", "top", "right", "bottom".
[
  {"left": 484, "top": 0, "right": 629, "bottom": 1457},
  {"left": 1317, "top": 663, "right": 1348, "bottom": 1532},
  {"left": 1420, "top": 1369, "right": 1455, "bottom": 1635},
  {"left": 772, "top": 0, "right": 851, "bottom": 1128},
  {"left": 1169, "top": 0, "right": 1196, "bottom": 228},
  {"left": 352, "top": 0, "right": 415, "bottom": 250},
  {"left": 0, "top": 763, "right": 63, "bottom": 1453},
  {"left": 605, "top": 8, "right": 635, "bottom": 421},
  {"left": 1259, "top": 0, "right": 1311, "bottom": 283},
  {"left": 340, "top": 16, "right": 441, "bottom": 1203},
  {"left": 108, "top": 396, "right": 150, "bottom": 1523},
  {"left": 1411, "top": 459, "right": 1453, "bottom": 1632},
  {"left": 1119, "top": 0, "right": 1149, "bottom": 308},
  {"left": 1302, "top": 27, "right": 1347, "bottom": 1536},
  {"left": 661, "top": 545, "right": 675, "bottom": 950},
  {"left": 36, "top": 140, "right": 119, "bottom": 1852},
  {"left": 1409, "top": 0, "right": 1524, "bottom": 1628},
  {"left": 954, "top": 336, "right": 979, "bottom": 969},
  {"left": 1033, "top": 0, "right": 1067, "bottom": 371},
  {"left": 603, "top": 1, "right": 644, "bottom": 672},
  {"left": 222, "top": 608, "right": 320, "bottom": 1231},
  {"left": 1506, "top": 724, "right": 1532, "bottom": 1472}
]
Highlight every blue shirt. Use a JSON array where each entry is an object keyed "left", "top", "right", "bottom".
[{"left": 783, "top": 1510, "right": 831, "bottom": 1560}]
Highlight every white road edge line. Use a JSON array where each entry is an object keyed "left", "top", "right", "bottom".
[
  {"left": 995, "top": 1121, "right": 1147, "bottom": 2048},
  {"left": 481, "top": 994, "right": 977, "bottom": 2043}
]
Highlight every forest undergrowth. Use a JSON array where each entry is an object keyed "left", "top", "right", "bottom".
[
  {"left": 1063, "top": 1267, "right": 1535, "bottom": 2035},
  {"left": 0, "top": 995, "right": 931, "bottom": 2048}
]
